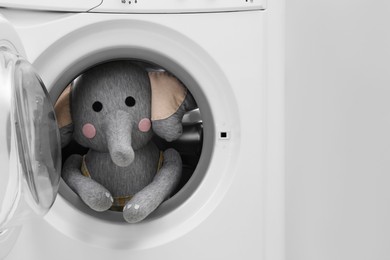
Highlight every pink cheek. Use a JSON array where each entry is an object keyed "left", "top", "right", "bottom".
[
  {"left": 138, "top": 118, "right": 151, "bottom": 133},
  {"left": 82, "top": 123, "right": 96, "bottom": 139}
]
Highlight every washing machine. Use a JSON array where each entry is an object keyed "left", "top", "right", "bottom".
[{"left": 0, "top": 0, "right": 285, "bottom": 259}]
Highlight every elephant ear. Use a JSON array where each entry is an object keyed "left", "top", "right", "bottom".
[
  {"left": 149, "top": 71, "right": 197, "bottom": 142},
  {"left": 54, "top": 84, "right": 74, "bottom": 147}
]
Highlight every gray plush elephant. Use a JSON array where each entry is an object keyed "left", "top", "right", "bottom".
[{"left": 54, "top": 61, "right": 196, "bottom": 223}]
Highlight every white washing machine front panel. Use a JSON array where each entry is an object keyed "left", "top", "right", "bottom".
[{"left": 0, "top": 1, "right": 285, "bottom": 259}]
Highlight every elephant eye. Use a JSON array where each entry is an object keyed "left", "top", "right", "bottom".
[
  {"left": 92, "top": 101, "right": 103, "bottom": 112},
  {"left": 125, "top": 96, "right": 136, "bottom": 107}
]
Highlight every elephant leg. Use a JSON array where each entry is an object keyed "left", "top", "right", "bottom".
[
  {"left": 123, "top": 148, "right": 182, "bottom": 223},
  {"left": 62, "top": 154, "right": 113, "bottom": 212}
]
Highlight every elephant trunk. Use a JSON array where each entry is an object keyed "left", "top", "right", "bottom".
[{"left": 105, "top": 110, "right": 134, "bottom": 167}]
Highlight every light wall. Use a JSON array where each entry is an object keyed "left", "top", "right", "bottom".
[{"left": 286, "top": 1, "right": 390, "bottom": 259}]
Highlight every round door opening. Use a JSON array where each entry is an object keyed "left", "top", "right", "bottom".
[
  {"left": 55, "top": 59, "right": 204, "bottom": 223},
  {"left": 33, "top": 20, "right": 239, "bottom": 248}
]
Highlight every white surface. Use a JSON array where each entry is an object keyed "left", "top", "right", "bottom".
[
  {"left": 0, "top": 16, "right": 27, "bottom": 257},
  {"left": 0, "top": 0, "right": 266, "bottom": 13},
  {"left": 90, "top": 0, "right": 266, "bottom": 13},
  {"left": 0, "top": 0, "right": 101, "bottom": 12},
  {"left": 0, "top": 4, "right": 284, "bottom": 259},
  {"left": 0, "top": 227, "right": 21, "bottom": 259},
  {"left": 286, "top": 0, "right": 390, "bottom": 259},
  {"left": 264, "top": 0, "right": 285, "bottom": 259},
  {"left": 0, "top": 15, "right": 25, "bottom": 56}
]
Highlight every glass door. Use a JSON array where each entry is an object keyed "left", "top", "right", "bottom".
[{"left": 0, "top": 46, "right": 61, "bottom": 233}]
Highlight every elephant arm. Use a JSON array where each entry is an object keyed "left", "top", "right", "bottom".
[
  {"left": 123, "top": 148, "right": 182, "bottom": 223},
  {"left": 62, "top": 154, "right": 114, "bottom": 212}
]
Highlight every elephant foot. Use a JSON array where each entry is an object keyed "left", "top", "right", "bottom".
[
  {"left": 78, "top": 181, "right": 114, "bottom": 212},
  {"left": 122, "top": 196, "right": 156, "bottom": 224}
]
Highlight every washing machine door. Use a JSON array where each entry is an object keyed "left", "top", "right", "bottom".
[{"left": 0, "top": 19, "right": 62, "bottom": 258}]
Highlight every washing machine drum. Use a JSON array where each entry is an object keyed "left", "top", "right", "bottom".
[{"left": 0, "top": 47, "right": 62, "bottom": 231}]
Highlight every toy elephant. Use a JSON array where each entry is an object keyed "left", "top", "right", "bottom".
[{"left": 54, "top": 61, "right": 196, "bottom": 223}]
